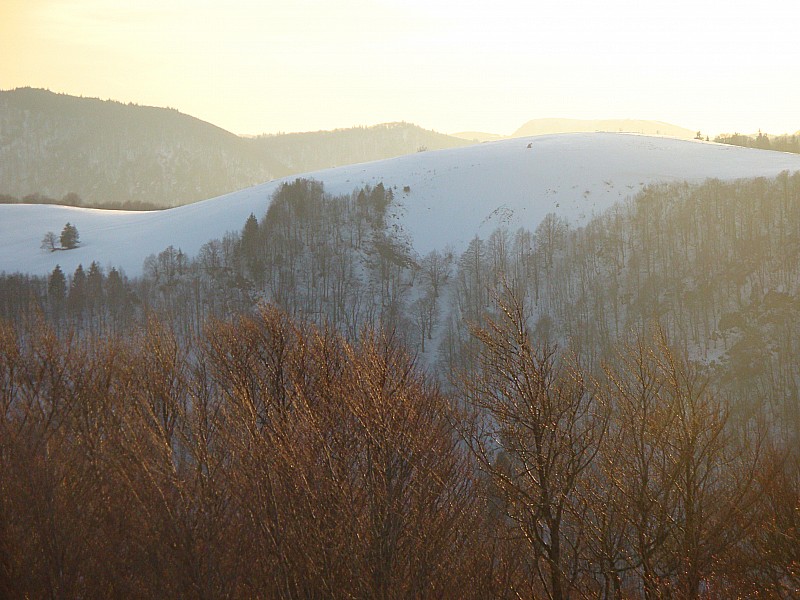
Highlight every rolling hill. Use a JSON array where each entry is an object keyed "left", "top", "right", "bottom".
[
  {"left": 2, "top": 132, "right": 800, "bottom": 279},
  {"left": 452, "top": 119, "right": 697, "bottom": 141},
  {"left": 511, "top": 118, "right": 697, "bottom": 139},
  {"left": 0, "top": 88, "right": 471, "bottom": 208}
]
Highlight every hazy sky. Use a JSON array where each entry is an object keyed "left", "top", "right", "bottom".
[{"left": 2, "top": 0, "right": 798, "bottom": 136}]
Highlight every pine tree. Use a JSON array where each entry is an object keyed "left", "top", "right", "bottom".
[
  {"left": 86, "top": 262, "right": 104, "bottom": 306},
  {"left": 68, "top": 264, "right": 86, "bottom": 318},
  {"left": 106, "top": 267, "right": 131, "bottom": 326},
  {"left": 241, "top": 213, "right": 259, "bottom": 260},
  {"left": 240, "top": 212, "right": 263, "bottom": 282},
  {"left": 60, "top": 222, "right": 80, "bottom": 249},
  {"left": 48, "top": 265, "right": 67, "bottom": 321}
]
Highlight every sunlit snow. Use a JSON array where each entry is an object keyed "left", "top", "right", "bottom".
[{"left": 3, "top": 133, "right": 800, "bottom": 277}]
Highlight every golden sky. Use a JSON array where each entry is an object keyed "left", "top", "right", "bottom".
[{"left": 2, "top": 0, "right": 798, "bottom": 136}]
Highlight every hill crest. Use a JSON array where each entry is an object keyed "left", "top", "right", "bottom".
[
  {"left": 0, "top": 88, "right": 470, "bottom": 208},
  {"left": 3, "top": 132, "right": 800, "bottom": 278},
  {"left": 512, "top": 118, "right": 696, "bottom": 139}
]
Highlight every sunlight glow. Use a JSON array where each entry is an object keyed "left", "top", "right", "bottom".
[{"left": 1, "top": 0, "right": 798, "bottom": 136}]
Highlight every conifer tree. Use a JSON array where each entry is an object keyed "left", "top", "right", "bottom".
[
  {"left": 48, "top": 264, "right": 67, "bottom": 322},
  {"left": 68, "top": 264, "right": 86, "bottom": 318},
  {"left": 86, "top": 262, "right": 104, "bottom": 306},
  {"left": 60, "top": 222, "right": 80, "bottom": 249}
]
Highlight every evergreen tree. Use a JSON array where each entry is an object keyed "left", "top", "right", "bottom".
[
  {"left": 86, "top": 262, "right": 104, "bottom": 307},
  {"left": 240, "top": 212, "right": 263, "bottom": 282},
  {"left": 48, "top": 265, "right": 67, "bottom": 319},
  {"left": 241, "top": 213, "right": 259, "bottom": 254},
  {"left": 68, "top": 264, "right": 86, "bottom": 318},
  {"left": 106, "top": 267, "right": 132, "bottom": 326},
  {"left": 240, "top": 213, "right": 259, "bottom": 259},
  {"left": 60, "top": 222, "right": 80, "bottom": 249}
]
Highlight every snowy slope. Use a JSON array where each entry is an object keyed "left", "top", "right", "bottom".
[{"left": 3, "top": 133, "right": 800, "bottom": 278}]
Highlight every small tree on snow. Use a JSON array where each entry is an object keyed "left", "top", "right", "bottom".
[
  {"left": 60, "top": 222, "right": 80, "bottom": 249},
  {"left": 41, "top": 231, "right": 59, "bottom": 252}
]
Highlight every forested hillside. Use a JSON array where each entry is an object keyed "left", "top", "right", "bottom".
[
  {"left": 441, "top": 173, "right": 800, "bottom": 436},
  {"left": 0, "top": 180, "right": 422, "bottom": 342},
  {"left": 4, "top": 172, "right": 800, "bottom": 434},
  {"left": 714, "top": 131, "right": 800, "bottom": 154},
  {"left": 0, "top": 88, "right": 470, "bottom": 207},
  {"left": 248, "top": 123, "right": 469, "bottom": 173},
  {"left": 0, "top": 88, "right": 274, "bottom": 207},
  {"left": 2, "top": 172, "right": 800, "bottom": 597}
]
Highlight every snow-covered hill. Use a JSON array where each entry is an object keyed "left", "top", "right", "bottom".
[{"left": 3, "top": 133, "right": 800, "bottom": 278}]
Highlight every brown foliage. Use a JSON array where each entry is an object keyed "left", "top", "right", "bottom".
[
  {"left": 0, "top": 308, "right": 484, "bottom": 598},
  {"left": 457, "top": 287, "right": 610, "bottom": 599},
  {"left": 0, "top": 303, "right": 794, "bottom": 598}
]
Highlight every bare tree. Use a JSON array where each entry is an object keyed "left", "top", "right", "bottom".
[
  {"left": 40, "top": 231, "right": 58, "bottom": 252},
  {"left": 458, "top": 285, "right": 609, "bottom": 599},
  {"left": 600, "top": 326, "right": 767, "bottom": 598}
]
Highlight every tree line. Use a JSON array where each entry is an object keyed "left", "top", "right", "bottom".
[
  {"left": 0, "top": 191, "right": 162, "bottom": 211},
  {"left": 714, "top": 132, "right": 800, "bottom": 154},
  {"left": 2, "top": 179, "right": 428, "bottom": 344}
]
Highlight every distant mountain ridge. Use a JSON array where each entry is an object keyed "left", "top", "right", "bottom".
[
  {"left": 450, "top": 131, "right": 506, "bottom": 143},
  {"left": 512, "top": 118, "right": 697, "bottom": 139},
  {"left": 452, "top": 118, "right": 697, "bottom": 142},
  {"left": 0, "top": 88, "right": 471, "bottom": 208},
  {"left": 247, "top": 123, "right": 468, "bottom": 174}
]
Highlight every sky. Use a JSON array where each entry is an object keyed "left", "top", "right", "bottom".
[{"left": 1, "top": 0, "right": 798, "bottom": 137}]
